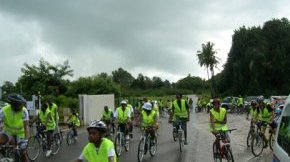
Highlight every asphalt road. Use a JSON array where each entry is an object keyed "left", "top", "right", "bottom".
[{"left": 33, "top": 108, "right": 273, "bottom": 162}]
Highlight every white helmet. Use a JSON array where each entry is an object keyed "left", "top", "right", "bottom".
[
  {"left": 142, "top": 102, "right": 152, "bottom": 111},
  {"left": 120, "top": 100, "right": 127, "bottom": 104}
]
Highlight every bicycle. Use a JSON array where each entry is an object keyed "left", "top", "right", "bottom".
[
  {"left": 212, "top": 129, "right": 236, "bottom": 162},
  {"left": 251, "top": 121, "right": 275, "bottom": 157},
  {"left": 172, "top": 118, "right": 185, "bottom": 152},
  {"left": 66, "top": 122, "right": 77, "bottom": 146},
  {"left": 27, "top": 125, "right": 61, "bottom": 161},
  {"left": 246, "top": 120, "right": 258, "bottom": 147},
  {"left": 114, "top": 124, "right": 130, "bottom": 157},
  {"left": 137, "top": 126, "right": 157, "bottom": 162},
  {"left": 0, "top": 137, "right": 27, "bottom": 162}
]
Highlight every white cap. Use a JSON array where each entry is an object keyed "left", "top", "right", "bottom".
[
  {"left": 120, "top": 100, "right": 127, "bottom": 104},
  {"left": 142, "top": 102, "right": 152, "bottom": 110}
]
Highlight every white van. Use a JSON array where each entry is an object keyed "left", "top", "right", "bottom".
[{"left": 273, "top": 95, "right": 290, "bottom": 162}]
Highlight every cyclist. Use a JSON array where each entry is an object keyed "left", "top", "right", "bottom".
[
  {"left": 256, "top": 95, "right": 274, "bottom": 148},
  {"left": 67, "top": 109, "right": 80, "bottom": 140},
  {"left": 141, "top": 102, "right": 158, "bottom": 143},
  {"left": 101, "top": 106, "right": 114, "bottom": 135},
  {"left": 237, "top": 95, "right": 244, "bottom": 114},
  {"left": 246, "top": 100, "right": 258, "bottom": 123},
  {"left": 126, "top": 100, "right": 134, "bottom": 138},
  {"left": 39, "top": 101, "right": 56, "bottom": 156},
  {"left": 210, "top": 98, "right": 230, "bottom": 141},
  {"left": 115, "top": 100, "right": 131, "bottom": 141},
  {"left": 77, "top": 120, "right": 116, "bottom": 162},
  {"left": 47, "top": 99, "right": 59, "bottom": 132},
  {"left": 170, "top": 93, "right": 190, "bottom": 145},
  {"left": 0, "top": 94, "right": 29, "bottom": 162}
]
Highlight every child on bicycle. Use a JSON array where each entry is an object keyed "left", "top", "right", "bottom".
[
  {"left": 77, "top": 120, "right": 116, "bottom": 162},
  {"left": 141, "top": 102, "right": 158, "bottom": 142},
  {"left": 209, "top": 98, "right": 230, "bottom": 141},
  {"left": 67, "top": 109, "right": 80, "bottom": 140}
]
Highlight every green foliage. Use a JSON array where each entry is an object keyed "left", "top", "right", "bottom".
[
  {"left": 112, "top": 67, "right": 134, "bottom": 87},
  {"left": 197, "top": 41, "right": 220, "bottom": 97},
  {"left": 66, "top": 74, "right": 120, "bottom": 97},
  {"left": 16, "top": 58, "right": 73, "bottom": 97},
  {"left": 218, "top": 18, "right": 290, "bottom": 96}
]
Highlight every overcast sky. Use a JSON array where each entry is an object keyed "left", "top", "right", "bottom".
[{"left": 0, "top": 0, "right": 289, "bottom": 85}]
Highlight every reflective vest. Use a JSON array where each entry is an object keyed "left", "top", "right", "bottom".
[
  {"left": 68, "top": 113, "right": 80, "bottom": 127},
  {"left": 173, "top": 99, "right": 188, "bottom": 119},
  {"left": 82, "top": 138, "right": 116, "bottom": 162},
  {"left": 116, "top": 107, "right": 130, "bottom": 124},
  {"left": 249, "top": 107, "right": 258, "bottom": 120},
  {"left": 2, "top": 105, "right": 25, "bottom": 138},
  {"left": 210, "top": 107, "right": 228, "bottom": 131},
  {"left": 258, "top": 107, "right": 272, "bottom": 122},
  {"left": 102, "top": 110, "right": 113, "bottom": 121},
  {"left": 238, "top": 97, "right": 243, "bottom": 106},
  {"left": 141, "top": 110, "right": 156, "bottom": 128},
  {"left": 39, "top": 108, "right": 55, "bottom": 131},
  {"left": 49, "top": 103, "right": 59, "bottom": 121}
]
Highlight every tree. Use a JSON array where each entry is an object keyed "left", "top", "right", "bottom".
[
  {"left": 17, "top": 58, "right": 73, "bottom": 97},
  {"left": 197, "top": 42, "right": 220, "bottom": 97},
  {"left": 112, "top": 68, "right": 134, "bottom": 87}
]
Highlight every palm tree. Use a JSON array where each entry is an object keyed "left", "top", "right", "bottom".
[{"left": 197, "top": 41, "right": 220, "bottom": 97}]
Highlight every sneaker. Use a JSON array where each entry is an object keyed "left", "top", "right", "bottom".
[
  {"left": 126, "top": 135, "right": 130, "bottom": 140},
  {"left": 184, "top": 140, "right": 188, "bottom": 145},
  {"left": 46, "top": 150, "right": 52, "bottom": 157}
]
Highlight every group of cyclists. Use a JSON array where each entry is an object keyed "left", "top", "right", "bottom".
[
  {"left": 0, "top": 92, "right": 280, "bottom": 162},
  {"left": 76, "top": 94, "right": 192, "bottom": 162},
  {"left": 0, "top": 94, "right": 80, "bottom": 162}
]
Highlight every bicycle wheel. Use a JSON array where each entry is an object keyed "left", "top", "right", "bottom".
[
  {"left": 51, "top": 135, "right": 61, "bottom": 155},
  {"left": 66, "top": 131, "right": 73, "bottom": 146},
  {"left": 269, "top": 132, "right": 275, "bottom": 151},
  {"left": 137, "top": 137, "right": 146, "bottom": 162},
  {"left": 225, "top": 145, "right": 234, "bottom": 162},
  {"left": 246, "top": 130, "right": 254, "bottom": 147},
  {"left": 149, "top": 137, "right": 157, "bottom": 156},
  {"left": 251, "top": 133, "right": 264, "bottom": 157},
  {"left": 114, "top": 133, "right": 122, "bottom": 157},
  {"left": 178, "top": 130, "right": 184, "bottom": 152},
  {"left": 27, "top": 136, "right": 41, "bottom": 161},
  {"left": 212, "top": 141, "right": 222, "bottom": 162}
]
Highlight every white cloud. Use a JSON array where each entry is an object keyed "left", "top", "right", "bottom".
[{"left": 0, "top": 0, "right": 289, "bottom": 85}]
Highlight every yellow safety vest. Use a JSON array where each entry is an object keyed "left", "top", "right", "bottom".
[
  {"left": 39, "top": 108, "right": 56, "bottom": 131},
  {"left": 116, "top": 107, "right": 130, "bottom": 124},
  {"left": 173, "top": 99, "right": 188, "bottom": 119},
  {"left": 102, "top": 110, "right": 113, "bottom": 121},
  {"left": 141, "top": 110, "right": 156, "bottom": 128},
  {"left": 68, "top": 113, "right": 80, "bottom": 127},
  {"left": 210, "top": 107, "right": 229, "bottom": 131},
  {"left": 258, "top": 107, "right": 272, "bottom": 122},
  {"left": 2, "top": 105, "right": 25, "bottom": 138},
  {"left": 49, "top": 103, "right": 59, "bottom": 121},
  {"left": 82, "top": 138, "right": 116, "bottom": 162}
]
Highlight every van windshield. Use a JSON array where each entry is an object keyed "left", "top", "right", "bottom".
[{"left": 277, "top": 106, "right": 290, "bottom": 155}]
